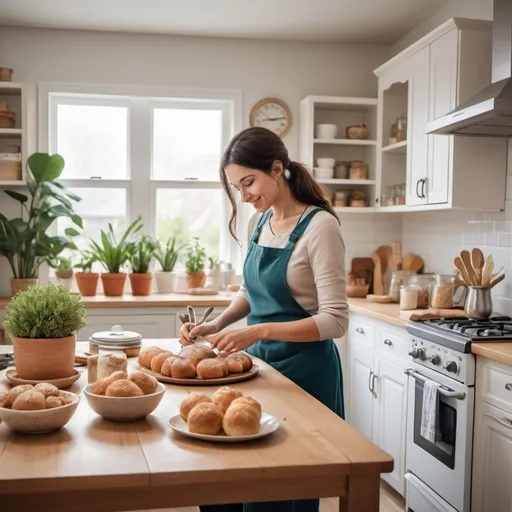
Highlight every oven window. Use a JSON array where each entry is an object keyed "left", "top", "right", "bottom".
[{"left": 413, "top": 379, "right": 457, "bottom": 469}]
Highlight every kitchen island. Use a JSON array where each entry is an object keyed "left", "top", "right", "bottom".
[{"left": 0, "top": 339, "right": 393, "bottom": 512}]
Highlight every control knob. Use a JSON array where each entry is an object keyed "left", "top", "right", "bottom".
[
  {"left": 445, "top": 361, "right": 459, "bottom": 373},
  {"left": 417, "top": 348, "right": 427, "bottom": 361},
  {"left": 409, "top": 347, "right": 419, "bottom": 358},
  {"left": 429, "top": 354, "right": 441, "bottom": 365}
]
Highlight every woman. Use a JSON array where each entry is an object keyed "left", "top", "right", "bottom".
[{"left": 180, "top": 127, "right": 348, "bottom": 512}]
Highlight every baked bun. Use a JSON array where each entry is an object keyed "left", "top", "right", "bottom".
[
  {"left": 12, "top": 390, "right": 46, "bottom": 411},
  {"left": 223, "top": 402, "right": 260, "bottom": 436},
  {"left": 196, "top": 358, "right": 229, "bottom": 380},
  {"left": 91, "top": 370, "right": 128, "bottom": 395},
  {"left": 230, "top": 396, "right": 262, "bottom": 420},
  {"left": 187, "top": 402, "right": 223, "bottom": 435},
  {"left": 3, "top": 384, "right": 33, "bottom": 408},
  {"left": 161, "top": 355, "right": 180, "bottom": 377},
  {"left": 129, "top": 371, "right": 158, "bottom": 395},
  {"left": 180, "top": 392, "right": 212, "bottom": 421},
  {"left": 211, "top": 386, "right": 243, "bottom": 413},
  {"left": 171, "top": 357, "right": 196, "bottom": 379},
  {"left": 179, "top": 345, "right": 217, "bottom": 366},
  {"left": 46, "top": 396, "right": 64, "bottom": 408},
  {"left": 226, "top": 353, "right": 253, "bottom": 373},
  {"left": 34, "top": 382, "right": 60, "bottom": 398},
  {"left": 105, "top": 379, "right": 144, "bottom": 397},
  {"left": 138, "top": 346, "right": 164, "bottom": 369},
  {"left": 59, "top": 392, "right": 73, "bottom": 405},
  {"left": 150, "top": 351, "right": 174, "bottom": 373}
]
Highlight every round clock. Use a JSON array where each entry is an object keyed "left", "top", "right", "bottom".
[{"left": 250, "top": 97, "right": 292, "bottom": 138}]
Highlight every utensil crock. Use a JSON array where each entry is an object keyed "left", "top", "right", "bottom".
[{"left": 464, "top": 286, "right": 493, "bottom": 319}]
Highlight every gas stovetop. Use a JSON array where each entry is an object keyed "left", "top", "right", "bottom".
[{"left": 406, "top": 316, "right": 512, "bottom": 353}]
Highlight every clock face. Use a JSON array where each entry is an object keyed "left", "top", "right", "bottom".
[{"left": 250, "top": 98, "right": 291, "bottom": 138}]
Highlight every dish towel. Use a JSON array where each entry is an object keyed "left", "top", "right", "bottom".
[{"left": 421, "top": 380, "right": 441, "bottom": 443}]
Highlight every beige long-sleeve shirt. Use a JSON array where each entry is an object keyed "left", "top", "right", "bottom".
[{"left": 238, "top": 206, "right": 348, "bottom": 340}]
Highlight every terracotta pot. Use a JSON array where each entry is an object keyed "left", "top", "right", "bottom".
[
  {"left": 101, "top": 273, "right": 127, "bottom": 297},
  {"left": 154, "top": 271, "right": 177, "bottom": 293},
  {"left": 10, "top": 278, "right": 38, "bottom": 297},
  {"left": 75, "top": 272, "right": 99, "bottom": 296},
  {"left": 11, "top": 334, "right": 76, "bottom": 380},
  {"left": 187, "top": 271, "right": 206, "bottom": 289},
  {"left": 129, "top": 273, "right": 153, "bottom": 296}
]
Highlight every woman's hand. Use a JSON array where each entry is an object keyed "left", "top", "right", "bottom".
[
  {"left": 179, "top": 321, "right": 220, "bottom": 346},
  {"left": 207, "top": 326, "right": 261, "bottom": 353}
]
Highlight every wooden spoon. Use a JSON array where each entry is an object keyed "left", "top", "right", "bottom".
[
  {"left": 471, "top": 248, "right": 484, "bottom": 285},
  {"left": 481, "top": 255, "right": 494, "bottom": 287},
  {"left": 490, "top": 273, "right": 505, "bottom": 289},
  {"left": 461, "top": 250, "right": 478, "bottom": 286},
  {"left": 402, "top": 253, "right": 415, "bottom": 271},
  {"left": 454, "top": 256, "right": 473, "bottom": 287},
  {"left": 372, "top": 252, "right": 384, "bottom": 296}
]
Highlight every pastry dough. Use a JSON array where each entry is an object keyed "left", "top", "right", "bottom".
[
  {"left": 3, "top": 384, "right": 33, "bottom": 408},
  {"left": 46, "top": 396, "right": 64, "bottom": 408},
  {"left": 160, "top": 355, "right": 180, "bottom": 377},
  {"left": 226, "top": 353, "right": 253, "bottom": 373},
  {"left": 150, "top": 351, "right": 174, "bottom": 373},
  {"left": 179, "top": 345, "right": 216, "bottom": 367},
  {"left": 196, "top": 358, "right": 229, "bottom": 380},
  {"left": 211, "top": 386, "right": 243, "bottom": 413},
  {"left": 138, "top": 346, "right": 164, "bottom": 369},
  {"left": 34, "top": 382, "right": 60, "bottom": 398},
  {"left": 129, "top": 371, "right": 158, "bottom": 395},
  {"left": 91, "top": 370, "right": 128, "bottom": 395},
  {"left": 230, "top": 396, "right": 262, "bottom": 420},
  {"left": 105, "top": 379, "right": 144, "bottom": 397},
  {"left": 223, "top": 402, "right": 260, "bottom": 436},
  {"left": 187, "top": 402, "right": 223, "bottom": 435},
  {"left": 171, "top": 357, "right": 196, "bottom": 379},
  {"left": 12, "top": 390, "right": 46, "bottom": 411},
  {"left": 180, "top": 392, "right": 212, "bottom": 421}
]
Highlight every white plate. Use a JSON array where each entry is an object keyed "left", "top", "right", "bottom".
[{"left": 168, "top": 413, "right": 279, "bottom": 443}]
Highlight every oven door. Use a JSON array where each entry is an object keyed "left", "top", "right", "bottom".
[{"left": 406, "top": 363, "right": 474, "bottom": 512}]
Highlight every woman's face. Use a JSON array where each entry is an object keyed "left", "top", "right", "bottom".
[{"left": 224, "top": 163, "right": 281, "bottom": 212}]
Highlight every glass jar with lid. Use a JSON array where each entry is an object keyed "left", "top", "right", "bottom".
[
  {"left": 388, "top": 270, "right": 415, "bottom": 302},
  {"left": 400, "top": 284, "right": 418, "bottom": 310},
  {"left": 409, "top": 274, "right": 435, "bottom": 309},
  {"left": 430, "top": 274, "right": 455, "bottom": 309},
  {"left": 97, "top": 348, "right": 128, "bottom": 380}
]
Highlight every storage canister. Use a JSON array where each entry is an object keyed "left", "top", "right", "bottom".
[
  {"left": 409, "top": 274, "right": 435, "bottom": 309},
  {"left": 430, "top": 274, "right": 455, "bottom": 309},
  {"left": 400, "top": 284, "right": 418, "bottom": 311}
]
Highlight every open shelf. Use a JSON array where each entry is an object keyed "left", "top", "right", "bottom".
[
  {"left": 317, "top": 179, "right": 376, "bottom": 186},
  {"left": 0, "top": 128, "right": 22, "bottom": 138},
  {"left": 314, "top": 138, "right": 377, "bottom": 146},
  {"left": 334, "top": 206, "right": 376, "bottom": 213},
  {"left": 382, "top": 140, "right": 407, "bottom": 154}
]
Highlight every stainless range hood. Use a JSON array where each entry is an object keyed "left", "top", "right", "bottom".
[{"left": 426, "top": 0, "right": 512, "bottom": 137}]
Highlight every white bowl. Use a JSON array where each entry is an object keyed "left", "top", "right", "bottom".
[
  {"left": 315, "top": 124, "right": 337, "bottom": 139},
  {"left": 313, "top": 167, "right": 335, "bottom": 180},
  {"left": 83, "top": 382, "right": 165, "bottom": 421},
  {"left": 0, "top": 391, "right": 80, "bottom": 434},
  {"left": 316, "top": 158, "right": 336, "bottom": 169}
]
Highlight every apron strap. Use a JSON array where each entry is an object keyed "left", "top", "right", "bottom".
[
  {"left": 285, "top": 208, "right": 322, "bottom": 249},
  {"left": 251, "top": 210, "right": 272, "bottom": 243}
]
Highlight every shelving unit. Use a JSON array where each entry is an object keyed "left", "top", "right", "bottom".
[{"left": 299, "top": 95, "right": 378, "bottom": 212}]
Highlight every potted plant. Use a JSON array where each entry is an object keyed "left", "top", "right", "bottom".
[
  {"left": 3, "top": 284, "right": 87, "bottom": 380},
  {"left": 184, "top": 237, "right": 207, "bottom": 289},
  {"left": 129, "top": 235, "right": 156, "bottom": 296},
  {"left": 88, "top": 217, "right": 143, "bottom": 296},
  {"left": 74, "top": 252, "right": 99, "bottom": 296},
  {"left": 49, "top": 256, "right": 74, "bottom": 290},
  {"left": 205, "top": 256, "right": 224, "bottom": 291},
  {"left": 154, "top": 236, "right": 181, "bottom": 293},
  {"left": 0, "top": 153, "right": 83, "bottom": 296}
]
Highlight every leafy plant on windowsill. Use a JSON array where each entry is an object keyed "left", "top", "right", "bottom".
[
  {"left": 48, "top": 255, "right": 74, "bottom": 279},
  {"left": 184, "top": 237, "right": 207, "bottom": 274},
  {"left": 0, "top": 153, "right": 83, "bottom": 279},
  {"left": 74, "top": 252, "right": 97, "bottom": 273},
  {"left": 130, "top": 236, "right": 157, "bottom": 274},
  {"left": 154, "top": 236, "right": 182, "bottom": 272},
  {"left": 88, "top": 217, "right": 143, "bottom": 274}
]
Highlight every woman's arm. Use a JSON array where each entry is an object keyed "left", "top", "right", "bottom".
[{"left": 214, "top": 296, "right": 251, "bottom": 331}]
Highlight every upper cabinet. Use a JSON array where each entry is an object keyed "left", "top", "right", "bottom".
[{"left": 374, "top": 18, "right": 508, "bottom": 213}]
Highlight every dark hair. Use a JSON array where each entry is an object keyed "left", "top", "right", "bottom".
[{"left": 220, "top": 127, "right": 339, "bottom": 239}]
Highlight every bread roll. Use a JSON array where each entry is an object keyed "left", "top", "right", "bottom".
[
  {"left": 4, "top": 384, "right": 33, "bottom": 408},
  {"left": 46, "top": 396, "right": 64, "bottom": 408},
  {"left": 196, "top": 358, "right": 229, "bottom": 380},
  {"left": 180, "top": 392, "right": 212, "bottom": 421},
  {"left": 129, "top": 371, "right": 158, "bottom": 395},
  {"left": 105, "top": 379, "right": 144, "bottom": 397},
  {"left": 12, "top": 390, "right": 46, "bottom": 411},
  {"left": 223, "top": 402, "right": 260, "bottom": 436},
  {"left": 59, "top": 392, "right": 73, "bottom": 405},
  {"left": 179, "top": 345, "right": 216, "bottom": 367},
  {"left": 138, "top": 346, "right": 164, "bottom": 369},
  {"left": 34, "top": 382, "right": 60, "bottom": 398},
  {"left": 161, "top": 355, "right": 180, "bottom": 377},
  {"left": 226, "top": 353, "right": 253, "bottom": 373},
  {"left": 91, "top": 370, "right": 128, "bottom": 395},
  {"left": 171, "top": 357, "right": 196, "bottom": 379},
  {"left": 211, "top": 386, "right": 243, "bottom": 413},
  {"left": 150, "top": 351, "right": 174, "bottom": 373},
  {"left": 230, "top": 396, "right": 262, "bottom": 420},
  {"left": 187, "top": 402, "right": 223, "bottom": 435}
]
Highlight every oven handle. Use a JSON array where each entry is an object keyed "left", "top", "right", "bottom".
[{"left": 404, "top": 368, "right": 467, "bottom": 400}]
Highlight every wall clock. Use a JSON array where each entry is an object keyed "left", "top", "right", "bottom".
[{"left": 249, "top": 97, "right": 292, "bottom": 138}]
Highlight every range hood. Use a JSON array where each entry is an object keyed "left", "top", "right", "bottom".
[{"left": 426, "top": 0, "right": 512, "bottom": 137}]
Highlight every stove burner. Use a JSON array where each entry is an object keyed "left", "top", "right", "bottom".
[{"left": 423, "top": 316, "right": 512, "bottom": 340}]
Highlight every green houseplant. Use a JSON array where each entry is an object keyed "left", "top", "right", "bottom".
[
  {"left": 3, "top": 284, "right": 87, "bottom": 380},
  {"left": 154, "top": 236, "right": 182, "bottom": 293},
  {"left": 184, "top": 237, "right": 207, "bottom": 289},
  {"left": 74, "top": 251, "right": 99, "bottom": 296},
  {"left": 88, "top": 217, "right": 143, "bottom": 296},
  {"left": 129, "top": 235, "right": 156, "bottom": 296},
  {"left": 0, "top": 153, "right": 83, "bottom": 296},
  {"left": 49, "top": 256, "right": 74, "bottom": 290}
]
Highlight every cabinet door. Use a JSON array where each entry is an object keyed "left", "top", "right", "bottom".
[
  {"left": 426, "top": 29, "right": 458, "bottom": 205},
  {"left": 347, "top": 344, "right": 375, "bottom": 442},
  {"left": 406, "top": 47, "right": 430, "bottom": 206},
  {"left": 374, "top": 357, "right": 407, "bottom": 496},
  {"left": 472, "top": 401, "right": 512, "bottom": 512}
]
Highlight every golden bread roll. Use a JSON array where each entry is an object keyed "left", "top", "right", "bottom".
[
  {"left": 0, "top": 392, "right": 7, "bottom": 408},
  {"left": 211, "top": 386, "right": 243, "bottom": 413},
  {"left": 180, "top": 392, "right": 212, "bottom": 421},
  {"left": 34, "top": 382, "right": 60, "bottom": 398},
  {"left": 226, "top": 353, "right": 253, "bottom": 373},
  {"left": 161, "top": 355, "right": 180, "bottom": 377},
  {"left": 223, "top": 402, "right": 260, "bottom": 436},
  {"left": 179, "top": 345, "right": 217, "bottom": 367},
  {"left": 105, "top": 379, "right": 144, "bottom": 397},
  {"left": 46, "top": 396, "right": 64, "bottom": 408},
  {"left": 230, "top": 396, "right": 262, "bottom": 420},
  {"left": 196, "top": 358, "right": 229, "bottom": 380},
  {"left": 150, "top": 351, "right": 174, "bottom": 373},
  {"left": 12, "top": 390, "right": 46, "bottom": 411},
  {"left": 170, "top": 357, "right": 196, "bottom": 379},
  {"left": 59, "top": 392, "right": 73, "bottom": 405},
  {"left": 138, "top": 346, "right": 164, "bottom": 369},
  {"left": 91, "top": 370, "right": 128, "bottom": 395},
  {"left": 187, "top": 402, "right": 223, "bottom": 435},
  {"left": 4, "top": 384, "right": 33, "bottom": 408},
  {"left": 129, "top": 371, "right": 158, "bottom": 395}
]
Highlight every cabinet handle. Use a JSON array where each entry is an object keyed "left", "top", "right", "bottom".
[
  {"left": 484, "top": 413, "right": 512, "bottom": 430},
  {"left": 416, "top": 179, "right": 421, "bottom": 199},
  {"left": 506, "top": 383, "right": 512, "bottom": 391},
  {"left": 368, "top": 371, "right": 373, "bottom": 394},
  {"left": 384, "top": 339, "right": 393, "bottom": 346},
  {"left": 421, "top": 178, "right": 427, "bottom": 199},
  {"left": 356, "top": 327, "right": 365, "bottom": 335},
  {"left": 371, "top": 373, "right": 378, "bottom": 398}
]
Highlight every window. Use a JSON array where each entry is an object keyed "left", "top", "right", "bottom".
[{"left": 44, "top": 86, "right": 241, "bottom": 269}]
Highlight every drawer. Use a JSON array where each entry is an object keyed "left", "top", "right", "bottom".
[
  {"left": 478, "top": 359, "right": 512, "bottom": 415},
  {"left": 375, "top": 327, "right": 410, "bottom": 363},
  {"left": 348, "top": 316, "right": 375, "bottom": 348}
]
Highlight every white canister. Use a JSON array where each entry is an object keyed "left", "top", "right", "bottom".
[
  {"left": 316, "top": 157, "right": 335, "bottom": 169},
  {"left": 154, "top": 271, "right": 177, "bottom": 293},
  {"left": 315, "top": 124, "right": 337, "bottom": 139}
]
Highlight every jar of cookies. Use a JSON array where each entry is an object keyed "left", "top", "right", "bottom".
[{"left": 97, "top": 348, "right": 128, "bottom": 380}]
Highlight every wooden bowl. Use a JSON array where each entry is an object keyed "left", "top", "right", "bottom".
[{"left": 346, "top": 125, "right": 368, "bottom": 140}]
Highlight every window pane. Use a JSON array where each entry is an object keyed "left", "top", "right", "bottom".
[
  {"left": 56, "top": 104, "right": 128, "bottom": 179},
  {"left": 155, "top": 188, "right": 223, "bottom": 260},
  {"left": 152, "top": 108, "right": 222, "bottom": 181}
]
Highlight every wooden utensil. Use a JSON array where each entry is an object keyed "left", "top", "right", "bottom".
[
  {"left": 376, "top": 245, "right": 393, "bottom": 274},
  {"left": 372, "top": 252, "right": 384, "bottom": 296},
  {"left": 471, "top": 248, "right": 485, "bottom": 284},
  {"left": 460, "top": 250, "right": 478, "bottom": 286},
  {"left": 403, "top": 309, "right": 468, "bottom": 322},
  {"left": 388, "top": 254, "right": 400, "bottom": 271},
  {"left": 454, "top": 256, "right": 473, "bottom": 287},
  {"left": 351, "top": 257, "right": 375, "bottom": 280},
  {"left": 481, "top": 255, "right": 494, "bottom": 287},
  {"left": 489, "top": 273, "right": 505, "bottom": 289},
  {"left": 408, "top": 255, "right": 424, "bottom": 273},
  {"left": 402, "top": 253, "right": 415, "bottom": 271}
]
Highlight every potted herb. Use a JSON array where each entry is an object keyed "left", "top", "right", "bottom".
[
  {"left": 3, "top": 284, "right": 87, "bottom": 380},
  {"left": 154, "top": 236, "right": 181, "bottom": 293},
  {"left": 49, "top": 256, "right": 74, "bottom": 290},
  {"left": 184, "top": 237, "right": 207, "bottom": 289},
  {"left": 0, "top": 153, "right": 83, "bottom": 296},
  {"left": 129, "top": 235, "right": 156, "bottom": 296},
  {"left": 205, "top": 256, "right": 224, "bottom": 291},
  {"left": 74, "top": 252, "right": 99, "bottom": 296},
  {"left": 88, "top": 217, "right": 142, "bottom": 296}
]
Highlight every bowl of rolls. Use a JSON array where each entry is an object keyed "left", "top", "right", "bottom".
[
  {"left": 0, "top": 382, "right": 80, "bottom": 433},
  {"left": 168, "top": 386, "right": 279, "bottom": 442},
  {"left": 83, "top": 370, "right": 165, "bottom": 421}
]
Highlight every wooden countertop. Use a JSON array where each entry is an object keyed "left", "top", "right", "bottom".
[
  {"left": 0, "top": 340, "right": 393, "bottom": 512},
  {"left": 347, "top": 298, "right": 405, "bottom": 327},
  {"left": 472, "top": 342, "right": 512, "bottom": 366}
]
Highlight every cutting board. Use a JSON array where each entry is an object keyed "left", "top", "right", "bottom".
[
  {"left": 351, "top": 257, "right": 374, "bottom": 280},
  {"left": 400, "top": 308, "right": 466, "bottom": 322}
]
